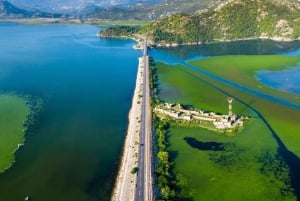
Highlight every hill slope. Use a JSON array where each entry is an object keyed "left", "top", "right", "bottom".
[
  {"left": 9, "top": 0, "right": 163, "bottom": 13},
  {"left": 91, "top": 0, "right": 222, "bottom": 20},
  {"left": 138, "top": 0, "right": 300, "bottom": 45}
]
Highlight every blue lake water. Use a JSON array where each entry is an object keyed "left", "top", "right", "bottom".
[
  {"left": 0, "top": 23, "right": 141, "bottom": 201},
  {"left": 256, "top": 64, "right": 300, "bottom": 95}
]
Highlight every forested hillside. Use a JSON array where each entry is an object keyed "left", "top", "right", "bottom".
[{"left": 137, "top": 0, "right": 300, "bottom": 45}]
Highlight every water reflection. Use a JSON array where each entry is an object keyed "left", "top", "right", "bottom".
[{"left": 151, "top": 39, "right": 300, "bottom": 61}]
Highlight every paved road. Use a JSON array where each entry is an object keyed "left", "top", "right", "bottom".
[{"left": 135, "top": 39, "right": 152, "bottom": 201}]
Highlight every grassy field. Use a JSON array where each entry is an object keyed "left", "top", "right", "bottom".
[
  {"left": 156, "top": 61, "right": 299, "bottom": 201},
  {"left": 168, "top": 126, "right": 294, "bottom": 201},
  {"left": 189, "top": 55, "right": 300, "bottom": 104},
  {"left": 0, "top": 94, "right": 30, "bottom": 172}
]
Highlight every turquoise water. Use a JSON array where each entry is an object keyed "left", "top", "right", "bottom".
[{"left": 0, "top": 23, "right": 141, "bottom": 201}]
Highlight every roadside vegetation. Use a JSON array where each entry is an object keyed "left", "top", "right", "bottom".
[
  {"left": 150, "top": 57, "right": 176, "bottom": 200},
  {"left": 154, "top": 118, "right": 177, "bottom": 201}
]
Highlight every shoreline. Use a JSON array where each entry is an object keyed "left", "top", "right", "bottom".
[
  {"left": 0, "top": 18, "right": 150, "bottom": 26},
  {"left": 98, "top": 33, "right": 300, "bottom": 49},
  {"left": 148, "top": 36, "right": 300, "bottom": 48},
  {"left": 110, "top": 57, "right": 145, "bottom": 201}
]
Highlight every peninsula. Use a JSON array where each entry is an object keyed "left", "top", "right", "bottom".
[{"left": 99, "top": 0, "right": 300, "bottom": 47}]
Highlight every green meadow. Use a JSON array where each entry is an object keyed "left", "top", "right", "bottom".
[
  {"left": 0, "top": 94, "right": 30, "bottom": 172},
  {"left": 189, "top": 55, "right": 300, "bottom": 104},
  {"left": 156, "top": 62, "right": 252, "bottom": 137},
  {"left": 157, "top": 63, "right": 250, "bottom": 115},
  {"left": 156, "top": 61, "right": 299, "bottom": 201}
]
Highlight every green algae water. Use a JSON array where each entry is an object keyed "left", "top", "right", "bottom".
[
  {"left": 0, "top": 23, "right": 140, "bottom": 201},
  {"left": 0, "top": 94, "right": 30, "bottom": 172},
  {"left": 150, "top": 41, "right": 300, "bottom": 201}
]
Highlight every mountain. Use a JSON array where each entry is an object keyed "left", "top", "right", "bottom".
[
  {"left": 8, "top": 0, "right": 163, "bottom": 13},
  {"left": 137, "top": 0, "right": 300, "bottom": 45},
  {"left": 7, "top": 0, "right": 222, "bottom": 18},
  {"left": 2, "top": 0, "right": 224, "bottom": 20},
  {"left": 1, "top": 0, "right": 218, "bottom": 20},
  {"left": 90, "top": 0, "right": 223, "bottom": 20},
  {"left": 0, "top": 0, "right": 30, "bottom": 17},
  {"left": 0, "top": 0, "right": 61, "bottom": 18}
]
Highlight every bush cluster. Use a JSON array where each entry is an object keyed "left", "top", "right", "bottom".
[{"left": 154, "top": 118, "right": 177, "bottom": 201}]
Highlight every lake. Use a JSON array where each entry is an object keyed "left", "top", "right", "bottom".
[
  {"left": 1, "top": 23, "right": 300, "bottom": 201},
  {"left": 0, "top": 23, "right": 140, "bottom": 201}
]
